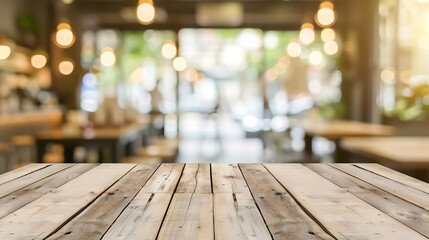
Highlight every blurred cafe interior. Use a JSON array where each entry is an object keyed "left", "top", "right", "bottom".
[{"left": 0, "top": 0, "right": 428, "bottom": 180}]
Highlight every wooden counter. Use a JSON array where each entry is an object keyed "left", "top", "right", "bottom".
[{"left": 0, "top": 163, "right": 428, "bottom": 239}]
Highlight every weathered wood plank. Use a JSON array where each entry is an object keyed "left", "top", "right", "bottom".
[
  {"left": 355, "top": 163, "right": 429, "bottom": 194},
  {"left": 102, "top": 163, "right": 184, "bottom": 240},
  {"left": 307, "top": 164, "right": 429, "bottom": 238},
  {"left": 239, "top": 164, "right": 332, "bottom": 240},
  {"left": 176, "top": 163, "right": 211, "bottom": 194},
  {"left": 0, "top": 163, "right": 50, "bottom": 185},
  {"left": 158, "top": 193, "right": 214, "bottom": 240},
  {"left": 140, "top": 163, "right": 184, "bottom": 194},
  {"left": 0, "top": 164, "right": 135, "bottom": 240},
  {"left": 212, "top": 164, "right": 250, "bottom": 194},
  {"left": 266, "top": 164, "right": 427, "bottom": 240},
  {"left": 214, "top": 193, "right": 272, "bottom": 240},
  {"left": 102, "top": 193, "right": 172, "bottom": 240},
  {"left": 47, "top": 163, "right": 160, "bottom": 240},
  {"left": 0, "top": 164, "right": 72, "bottom": 198},
  {"left": 0, "top": 164, "right": 96, "bottom": 219},
  {"left": 332, "top": 164, "right": 429, "bottom": 211}
]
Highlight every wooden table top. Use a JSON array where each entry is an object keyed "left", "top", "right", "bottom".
[
  {"left": 36, "top": 123, "right": 149, "bottom": 141},
  {"left": 289, "top": 117, "right": 396, "bottom": 139},
  {"left": 341, "top": 137, "right": 429, "bottom": 168},
  {"left": 0, "top": 163, "right": 428, "bottom": 239}
]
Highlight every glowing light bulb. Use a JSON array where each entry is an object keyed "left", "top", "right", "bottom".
[
  {"left": 299, "top": 23, "right": 315, "bottom": 45},
  {"left": 55, "top": 23, "right": 75, "bottom": 48},
  {"left": 309, "top": 51, "right": 324, "bottom": 66},
  {"left": 380, "top": 68, "right": 395, "bottom": 84},
  {"left": 31, "top": 54, "right": 48, "bottom": 69},
  {"left": 173, "top": 57, "right": 187, "bottom": 71},
  {"left": 0, "top": 45, "right": 11, "bottom": 60},
  {"left": 137, "top": 0, "right": 156, "bottom": 25},
  {"left": 286, "top": 41, "right": 302, "bottom": 58},
  {"left": 321, "top": 28, "right": 336, "bottom": 42},
  {"left": 59, "top": 60, "right": 74, "bottom": 75},
  {"left": 100, "top": 48, "right": 116, "bottom": 67},
  {"left": 161, "top": 40, "right": 177, "bottom": 59},
  {"left": 323, "top": 40, "right": 339, "bottom": 55},
  {"left": 316, "top": 2, "right": 336, "bottom": 27}
]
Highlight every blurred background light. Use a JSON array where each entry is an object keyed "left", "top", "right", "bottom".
[
  {"left": 316, "top": 1, "right": 336, "bottom": 27},
  {"left": 161, "top": 40, "right": 177, "bottom": 59},
  {"left": 299, "top": 23, "right": 315, "bottom": 45},
  {"left": 321, "top": 28, "right": 336, "bottom": 42},
  {"left": 323, "top": 40, "right": 339, "bottom": 55},
  {"left": 173, "top": 57, "right": 187, "bottom": 71},
  {"left": 59, "top": 60, "right": 74, "bottom": 75},
  {"left": 137, "top": 0, "right": 156, "bottom": 24},
  {"left": 286, "top": 41, "right": 302, "bottom": 58},
  {"left": 55, "top": 23, "right": 75, "bottom": 48},
  {"left": 100, "top": 48, "right": 116, "bottom": 67},
  {"left": 31, "top": 53, "right": 48, "bottom": 69}
]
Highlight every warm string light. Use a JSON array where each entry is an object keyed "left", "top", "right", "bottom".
[
  {"left": 100, "top": 48, "right": 116, "bottom": 67},
  {"left": 286, "top": 41, "right": 302, "bottom": 58},
  {"left": 137, "top": 0, "right": 156, "bottom": 25},
  {"left": 0, "top": 37, "right": 12, "bottom": 60},
  {"left": 54, "top": 23, "right": 75, "bottom": 48},
  {"left": 173, "top": 57, "right": 187, "bottom": 71},
  {"left": 59, "top": 60, "right": 74, "bottom": 75},
  {"left": 299, "top": 23, "right": 315, "bottom": 45},
  {"left": 161, "top": 40, "right": 177, "bottom": 59},
  {"left": 316, "top": 1, "right": 336, "bottom": 27},
  {"left": 31, "top": 52, "right": 48, "bottom": 69}
]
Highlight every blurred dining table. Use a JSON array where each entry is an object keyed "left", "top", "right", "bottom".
[
  {"left": 36, "top": 123, "right": 149, "bottom": 163},
  {"left": 288, "top": 117, "right": 396, "bottom": 162},
  {"left": 341, "top": 137, "right": 429, "bottom": 181}
]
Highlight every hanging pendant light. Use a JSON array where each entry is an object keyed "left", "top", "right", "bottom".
[
  {"left": 54, "top": 23, "right": 75, "bottom": 48},
  {"left": 31, "top": 50, "right": 48, "bottom": 69},
  {"left": 0, "top": 36, "right": 12, "bottom": 60},
  {"left": 137, "top": 0, "right": 156, "bottom": 25},
  {"left": 315, "top": 1, "right": 336, "bottom": 27},
  {"left": 299, "top": 23, "right": 315, "bottom": 45}
]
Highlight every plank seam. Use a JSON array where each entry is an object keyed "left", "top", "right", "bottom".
[
  {"left": 304, "top": 164, "right": 429, "bottom": 239},
  {"left": 329, "top": 164, "right": 429, "bottom": 211},
  {"left": 210, "top": 164, "right": 216, "bottom": 240},
  {"left": 43, "top": 164, "right": 139, "bottom": 239},
  {"left": 99, "top": 163, "right": 162, "bottom": 239},
  {"left": 0, "top": 164, "right": 75, "bottom": 199},
  {"left": 154, "top": 163, "right": 187, "bottom": 240},
  {"left": 262, "top": 164, "right": 337, "bottom": 240},
  {"left": 0, "top": 164, "right": 52, "bottom": 186},
  {"left": 352, "top": 164, "right": 429, "bottom": 195},
  {"left": 237, "top": 164, "right": 275, "bottom": 240},
  {"left": 0, "top": 164, "right": 97, "bottom": 220}
]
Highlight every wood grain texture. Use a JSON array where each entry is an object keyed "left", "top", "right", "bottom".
[
  {"left": 158, "top": 193, "right": 214, "bottom": 240},
  {"left": 102, "top": 163, "right": 184, "bottom": 240},
  {"left": 102, "top": 193, "right": 173, "bottom": 240},
  {"left": 176, "top": 163, "right": 211, "bottom": 194},
  {"left": 0, "top": 164, "right": 96, "bottom": 219},
  {"left": 0, "top": 164, "right": 135, "bottom": 239},
  {"left": 140, "top": 163, "right": 184, "bottom": 194},
  {"left": 307, "top": 164, "right": 429, "bottom": 238},
  {"left": 355, "top": 163, "right": 429, "bottom": 194},
  {"left": 266, "top": 164, "right": 427, "bottom": 240},
  {"left": 214, "top": 193, "right": 272, "bottom": 240},
  {"left": 48, "top": 164, "right": 160, "bottom": 240},
  {"left": 212, "top": 164, "right": 250, "bottom": 194},
  {"left": 0, "top": 163, "right": 50, "bottom": 185},
  {"left": 240, "top": 164, "right": 332, "bottom": 240},
  {"left": 0, "top": 164, "right": 72, "bottom": 198},
  {"left": 332, "top": 164, "right": 429, "bottom": 211}
]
